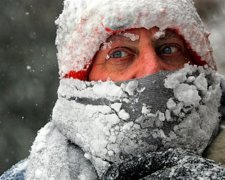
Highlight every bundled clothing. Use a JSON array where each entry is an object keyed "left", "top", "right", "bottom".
[
  {"left": 2, "top": 67, "right": 225, "bottom": 180},
  {"left": 1, "top": 0, "right": 225, "bottom": 179}
]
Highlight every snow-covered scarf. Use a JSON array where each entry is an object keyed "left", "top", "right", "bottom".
[{"left": 25, "top": 65, "right": 222, "bottom": 180}]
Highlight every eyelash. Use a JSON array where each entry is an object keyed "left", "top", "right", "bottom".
[
  {"left": 106, "top": 43, "right": 183, "bottom": 61},
  {"left": 156, "top": 44, "right": 183, "bottom": 57},
  {"left": 106, "top": 47, "right": 135, "bottom": 60}
]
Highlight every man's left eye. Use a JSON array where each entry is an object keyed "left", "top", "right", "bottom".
[{"left": 158, "top": 44, "right": 181, "bottom": 56}]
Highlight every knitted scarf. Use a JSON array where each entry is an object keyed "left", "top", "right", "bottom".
[{"left": 25, "top": 65, "right": 222, "bottom": 180}]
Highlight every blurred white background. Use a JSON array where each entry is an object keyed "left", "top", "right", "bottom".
[{"left": 195, "top": 0, "right": 225, "bottom": 74}]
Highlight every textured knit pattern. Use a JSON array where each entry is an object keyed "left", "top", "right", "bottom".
[{"left": 102, "top": 148, "right": 225, "bottom": 180}]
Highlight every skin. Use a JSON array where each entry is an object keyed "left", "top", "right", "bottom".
[{"left": 88, "top": 27, "right": 193, "bottom": 82}]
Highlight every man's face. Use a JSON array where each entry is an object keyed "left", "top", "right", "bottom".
[{"left": 88, "top": 27, "right": 193, "bottom": 82}]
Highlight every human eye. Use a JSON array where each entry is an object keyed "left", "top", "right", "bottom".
[
  {"left": 106, "top": 47, "right": 135, "bottom": 62},
  {"left": 109, "top": 50, "right": 129, "bottom": 59},
  {"left": 157, "top": 44, "right": 182, "bottom": 57}
]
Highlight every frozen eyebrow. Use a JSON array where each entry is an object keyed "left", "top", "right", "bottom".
[
  {"left": 101, "top": 41, "right": 112, "bottom": 50},
  {"left": 122, "top": 33, "right": 140, "bottom": 41},
  {"left": 106, "top": 35, "right": 123, "bottom": 42},
  {"left": 153, "top": 30, "right": 178, "bottom": 41},
  {"left": 106, "top": 34, "right": 139, "bottom": 43}
]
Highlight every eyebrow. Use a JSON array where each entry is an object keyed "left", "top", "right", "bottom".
[
  {"left": 106, "top": 29, "right": 182, "bottom": 44},
  {"left": 106, "top": 33, "right": 140, "bottom": 43},
  {"left": 154, "top": 30, "right": 181, "bottom": 42}
]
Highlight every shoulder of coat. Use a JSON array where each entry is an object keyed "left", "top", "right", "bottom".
[{"left": 204, "top": 120, "right": 225, "bottom": 167}]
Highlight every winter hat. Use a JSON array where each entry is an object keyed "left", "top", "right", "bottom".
[{"left": 55, "top": 0, "right": 216, "bottom": 80}]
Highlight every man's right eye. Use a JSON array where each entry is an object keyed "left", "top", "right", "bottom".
[
  {"left": 106, "top": 47, "right": 135, "bottom": 62},
  {"left": 109, "top": 50, "right": 129, "bottom": 59}
]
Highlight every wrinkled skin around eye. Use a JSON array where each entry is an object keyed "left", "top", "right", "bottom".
[
  {"left": 158, "top": 44, "right": 181, "bottom": 56},
  {"left": 109, "top": 50, "right": 129, "bottom": 59},
  {"left": 106, "top": 47, "right": 135, "bottom": 62}
]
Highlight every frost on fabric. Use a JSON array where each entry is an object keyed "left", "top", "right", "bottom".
[
  {"left": 0, "top": 160, "right": 28, "bottom": 180},
  {"left": 25, "top": 123, "right": 73, "bottom": 180},
  {"left": 58, "top": 79, "right": 125, "bottom": 101},
  {"left": 163, "top": 64, "right": 222, "bottom": 153},
  {"left": 118, "top": 109, "right": 130, "bottom": 120},
  {"left": 111, "top": 103, "right": 122, "bottom": 112},
  {"left": 53, "top": 77, "right": 160, "bottom": 176},
  {"left": 26, "top": 65, "right": 222, "bottom": 179},
  {"left": 121, "top": 80, "right": 139, "bottom": 96},
  {"left": 55, "top": 0, "right": 216, "bottom": 77},
  {"left": 103, "top": 148, "right": 225, "bottom": 179},
  {"left": 174, "top": 84, "right": 201, "bottom": 106},
  {"left": 26, "top": 122, "right": 98, "bottom": 180},
  {"left": 51, "top": 65, "right": 222, "bottom": 178}
]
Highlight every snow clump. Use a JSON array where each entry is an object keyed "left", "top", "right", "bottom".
[{"left": 122, "top": 33, "right": 139, "bottom": 41}]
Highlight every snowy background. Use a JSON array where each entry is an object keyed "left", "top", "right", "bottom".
[{"left": 0, "top": 0, "right": 225, "bottom": 174}]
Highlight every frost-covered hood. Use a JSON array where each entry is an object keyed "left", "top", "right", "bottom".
[
  {"left": 26, "top": 1, "right": 223, "bottom": 179},
  {"left": 55, "top": 0, "right": 215, "bottom": 78},
  {"left": 52, "top": 64, "right": 221, "bottom": 177}
]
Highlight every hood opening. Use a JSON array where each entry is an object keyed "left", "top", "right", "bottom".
[{"left": 63, "top": 27, "right": 209, "bottom": 81}]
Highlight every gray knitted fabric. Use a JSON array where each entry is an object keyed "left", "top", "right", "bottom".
[{"left": 102, "top": 148, "right": 225, "bottom": 180}]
